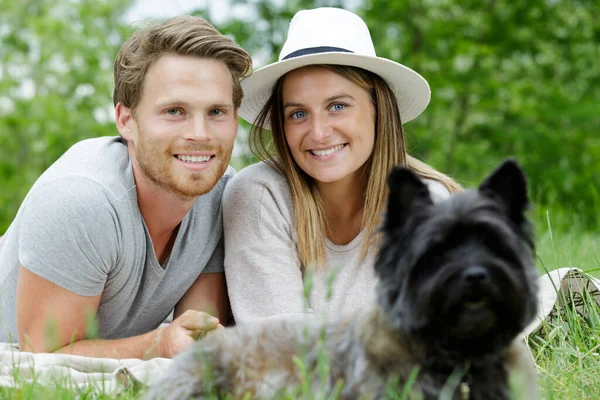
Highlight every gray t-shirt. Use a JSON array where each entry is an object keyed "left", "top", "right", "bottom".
[
  {"left": 222, "top": 162, "right": 450, "bottom": 324},
  {"left": 0, "top": 136, "right": 232, "bottom": 342}
]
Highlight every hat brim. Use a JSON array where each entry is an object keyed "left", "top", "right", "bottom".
[{"left": 238, "top": 52, "right": 430, "bottom": 129}]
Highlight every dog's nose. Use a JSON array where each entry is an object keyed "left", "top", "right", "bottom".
[{"left": 462, "top": 266, "right": 490, "bottom": 284}]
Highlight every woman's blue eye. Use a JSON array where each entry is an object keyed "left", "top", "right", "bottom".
[
  {"left": 291, "top": 110, "right": 306, "bottom": 119},
  {"left": 331, "top": 103, "right": 345, "bottom": 111}
]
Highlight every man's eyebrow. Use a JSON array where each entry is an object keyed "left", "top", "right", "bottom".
[
  {"left": 155, "top": 100, "right": 234, "bottom": 108},
  {"left": 283, "top": 94, "right": 355, "bottom": 109},
  {"left": 210, "top": 102, "right": 235, "bottom": 109},
  {"left": 155, "top": 99, "right": 188, "bottom": 108}
]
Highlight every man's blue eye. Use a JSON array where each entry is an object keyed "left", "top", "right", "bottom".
[
  {"left": 291, "top": 110, "right": 306, "bottom": 119},
  {"left": 210, "top": 109, "right": 224, "bottom": 116},
  {"left": 167, "top": 109, "right": 180, "bottom": 115},
  {"left": 331, "top": 103, "right": 345, "bottom": 111}
]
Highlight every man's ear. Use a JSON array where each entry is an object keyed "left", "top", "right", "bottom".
[{"left": 115, "top": 103, "right": 137, "bottom": 142}]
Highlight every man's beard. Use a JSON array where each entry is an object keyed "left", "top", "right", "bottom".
[{"left": 134, "top": 132, "right": 232, "bottom": 200}]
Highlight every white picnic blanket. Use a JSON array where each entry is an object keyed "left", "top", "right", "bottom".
[
  {"left": 0, "top": 267, "right": 598, "bottom": 393},
  {"left": 0, "top": 342, "right": 171, "bottom": 394}
]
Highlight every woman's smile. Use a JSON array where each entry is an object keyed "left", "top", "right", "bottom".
[{"left": 308, "top": 143, "right": 348, "bottom": 159}]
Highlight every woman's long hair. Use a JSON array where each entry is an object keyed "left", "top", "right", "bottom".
[{"left": 249, "top": 65, "right": 461, "bottom": 269}]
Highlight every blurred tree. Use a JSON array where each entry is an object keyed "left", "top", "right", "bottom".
[{"left": 0, "top": 0, "right": 133, "bottom": 233}]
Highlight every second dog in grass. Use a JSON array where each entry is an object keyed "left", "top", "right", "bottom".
[{"left": 144, "top": 159, "right": 539, "bottom": 400}]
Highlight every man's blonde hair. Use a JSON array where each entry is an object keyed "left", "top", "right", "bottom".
[
  {"left": 250, "top": 65, "right": 461, "bottom": 269},
  {"left": 113, "top": 15, "right": 252, "bottom": 112}
]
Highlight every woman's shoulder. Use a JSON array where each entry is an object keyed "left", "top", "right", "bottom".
[
  {"left": 229, "top": 161, "right": 288, "bottom": 187},
  {"left": 422, "top": 179, "right": 451, "bottom": 204},
  {"left": 223, "top": 161, "right": 295, "bottom": 227},
  {"left": 224, "top": 161, "right": 291, "bottom": 201},
  {"left": 234, "top": 161, "right": 286, "bottom": 180}
]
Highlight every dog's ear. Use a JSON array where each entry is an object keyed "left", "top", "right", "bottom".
[
  {"left": 384, "top": 166, "right": 433, "bottom": 230},
  {"left": 479, "top": 158, "right": 529, "bottom": 223}
]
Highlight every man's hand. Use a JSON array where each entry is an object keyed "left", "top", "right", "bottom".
[{"left": 157, "top": 310, "right": 223, "bottom": 358}]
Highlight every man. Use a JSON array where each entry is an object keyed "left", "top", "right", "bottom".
[{"left": 0, "top": 15, "right": 252, "bottom": 359}]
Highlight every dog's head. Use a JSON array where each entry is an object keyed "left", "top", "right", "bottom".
[{"left": 375, "top": 159, "right": 538, "bottom": 355}]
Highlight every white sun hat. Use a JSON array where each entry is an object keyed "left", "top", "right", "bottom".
[{"left": 238, "top": 7, "right": 431, "bottom": 129}]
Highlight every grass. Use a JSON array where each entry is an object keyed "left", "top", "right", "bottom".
[
  {"left": 1, "top": 205, "right": 599, "bottom": 399},
  {"left": 527, "top": 205, "right": 600, "bottom": 399},
  {"left": 0, "top": 385, "right": 137, "bottom": 400},
  {"left": 534, "top": 208, "right": 600, "bottom": 277}
]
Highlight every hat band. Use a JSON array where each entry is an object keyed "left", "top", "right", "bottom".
[{"left": 282, "top": 46, "right": 353, "bottom": 60}]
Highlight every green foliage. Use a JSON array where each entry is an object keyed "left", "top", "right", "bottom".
[{"left": 0, "top": 0, "right": 134, "bottom": 233}]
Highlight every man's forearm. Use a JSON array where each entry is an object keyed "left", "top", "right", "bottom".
[{"left": 53, "top": 328, "right": 164, "bottom": 359}]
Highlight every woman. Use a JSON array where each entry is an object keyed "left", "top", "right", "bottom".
[{"left": 223, "top": 7, "right": 461, "bottom": 323}]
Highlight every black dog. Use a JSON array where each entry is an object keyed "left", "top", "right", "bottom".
[
  {"left": 144, "top": 159, "right": 539, "bottom": 400},
  {"left": 371, "top": 158, "right": 539, "bottom": 398}
]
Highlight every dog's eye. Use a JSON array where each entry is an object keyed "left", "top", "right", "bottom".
[
  {"left": 472, "top": 229, "right": 525, "bottom": 268},
  {"left": 412, "top": 251, "right": 445, "bottom": 280}
]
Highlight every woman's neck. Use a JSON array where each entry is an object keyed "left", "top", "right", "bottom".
[{"left": 315, "top": 171, "right": 367, "bottom": 245}]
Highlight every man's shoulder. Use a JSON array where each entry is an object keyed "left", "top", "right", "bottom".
[
  {"left": 20, "top": 136, "right": 134, "bottom": 223},
  {"left": 36, "top": 136, "right": 133, "bottom": 199},
  {"left": 53, "top": 136, "right": 127, "bottom": 168},
  {"left": 20, "top": 176, "right": 124, "bottom": 235}
]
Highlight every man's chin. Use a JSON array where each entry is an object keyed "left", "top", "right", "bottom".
[
  {"left": 170, "top": 166, "right": 224, "bottom": 198},
  {"left": 170, "top": 178, "right": 217, "bottom": 199}
]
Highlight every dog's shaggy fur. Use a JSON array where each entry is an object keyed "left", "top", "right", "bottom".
[{"left": 144, "top": 159, "right": 539, "bottom": 399}]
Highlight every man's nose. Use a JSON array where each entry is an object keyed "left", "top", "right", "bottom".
[{"left": 184, "top": 116, "right": 212, "bottom": 140}]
